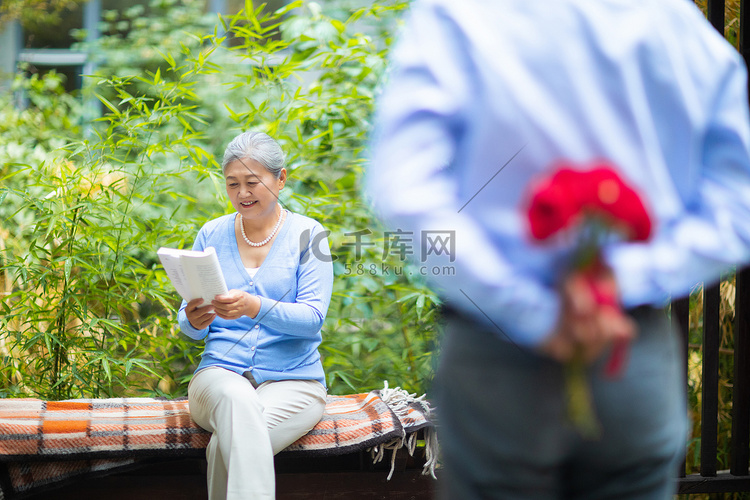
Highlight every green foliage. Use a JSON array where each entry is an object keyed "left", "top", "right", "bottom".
[
  {"left": 1, "top": 0, "right": 439, "bottom": 400},
  {"left": 0, "top": 56, "right": 209, "bottom": 398},
  {"left": 0, "top": 0, "right": 80, "bottom": 27},
  {"left": 0, "top": 70, "right": 81, "bottom": 183}
]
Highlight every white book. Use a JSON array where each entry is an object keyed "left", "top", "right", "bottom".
[{"left": 157, "top": 246, "right": 228, "bottom": 305}]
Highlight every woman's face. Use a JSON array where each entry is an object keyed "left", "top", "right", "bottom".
[{"left": 224, "top": 158, "right": 286, "bottom": 219}]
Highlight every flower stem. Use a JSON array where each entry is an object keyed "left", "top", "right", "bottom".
[{"left": 565, "top": 354, "right": 602, "bottom": 440}]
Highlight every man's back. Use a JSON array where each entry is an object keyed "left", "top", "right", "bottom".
[
  {"left": 370, "top": 0, "right": 750, "bottom": 344},
  {"left": 368, "top": 1, "right": 750, "bottom": 498}
]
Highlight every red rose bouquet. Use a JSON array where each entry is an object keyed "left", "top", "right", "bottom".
[{"left": 525, "top": 162, "right": 652, "bottom": 438}]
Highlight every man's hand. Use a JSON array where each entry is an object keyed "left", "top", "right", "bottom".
[
  {"left": 540, "top": 265, "right": 636, "bottom": 364},
  {"left": 185, "top": 298, "right": 216, "bottom": 330},
  {"left": 212, "top": 290, "right": 261, "bottom": 320}
]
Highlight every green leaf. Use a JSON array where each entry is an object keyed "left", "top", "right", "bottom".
[
  {"left": 95, "top": 93, "right": 121, "bottom": 115},
  {"left": 275, "top": 0, "right": 302, "bottom": 16},
  {"left": 64, "top": 258, "right": 72, "bottom": 283},
  {"left": 331, "top": 19, "right": 346, "bottom": 34}
]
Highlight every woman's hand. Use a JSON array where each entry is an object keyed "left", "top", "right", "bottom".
[
  {"left": 212, "top": 290, "right": 261, "bottom": 320},
  {"left": 185, "top": 299, "right": 217, "bottom": 330}
]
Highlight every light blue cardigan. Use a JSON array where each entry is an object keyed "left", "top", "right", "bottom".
[{"left": 178, "top": 211, "right": 334, "bottom": 387}]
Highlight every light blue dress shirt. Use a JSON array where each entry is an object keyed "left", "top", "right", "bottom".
[
  {"left": 367, "top": 0, "right": 750, "bottom": 347},
  {"left": 178, "top": 211, "right": 334, "bottom": 386}
]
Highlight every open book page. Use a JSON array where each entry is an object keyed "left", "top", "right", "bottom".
[{"left": 157, "top": 246, "right": 228, "bottom": 305}]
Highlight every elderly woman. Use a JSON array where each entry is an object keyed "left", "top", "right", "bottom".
[{"left": 178, "top": 131, "right": 333, "bottom": 500}]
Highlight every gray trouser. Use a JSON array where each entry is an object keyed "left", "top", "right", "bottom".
[{"left": 434, "top": 306, "right": 688, "bottom": 500}]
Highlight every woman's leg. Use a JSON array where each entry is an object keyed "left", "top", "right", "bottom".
[
  {"left": 188, "top": 367, "right": 275, "bottom": 500},
  {"left": 204, "top": 434, "right": 228, "bottom": 500},
  {"left": 255, "top": 379, "right": 327, "bottom": 454}
]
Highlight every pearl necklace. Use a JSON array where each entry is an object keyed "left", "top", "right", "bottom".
[{"left": 240, "top": 209, "right": 284, "bottom": 247}]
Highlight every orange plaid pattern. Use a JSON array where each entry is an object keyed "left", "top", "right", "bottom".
[{"left": 0, "top": 391, "right": 433, "bottom": 497}]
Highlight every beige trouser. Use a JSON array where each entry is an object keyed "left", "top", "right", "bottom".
[{"left": 188, "top": 366, "right": 327, "bottom": 500}]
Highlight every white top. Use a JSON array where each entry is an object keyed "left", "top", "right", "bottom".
[{"left": 245, "top": 267, "right": 259, "bottom": 278}]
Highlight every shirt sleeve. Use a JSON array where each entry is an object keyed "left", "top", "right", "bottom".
[
  {"left": 606, "top": 53, "right": 750, "bottom": 305},
  {"left": 253, "top": 222, "right": 334, "bottom": 338},
  {"left": 366, "top": 3, "right": 560, "bottom": 348}
]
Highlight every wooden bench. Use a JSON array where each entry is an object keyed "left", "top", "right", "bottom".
[
  {"left": 0, "top": 387, "right": 437, "bottom": 499},
  {"left": 20, "top": 446, "right": 435, "bottom": 500}
]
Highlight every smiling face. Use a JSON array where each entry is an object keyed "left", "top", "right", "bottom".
[{"left": 224, "top": 158, "right": 286, "bottom": 219}]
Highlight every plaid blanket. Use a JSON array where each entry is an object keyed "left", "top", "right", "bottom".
[{"left": 0, "top": 388, "right": 434, "bottom": 499}]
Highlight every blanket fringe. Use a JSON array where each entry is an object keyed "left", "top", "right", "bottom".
[{"left": 369, "top": 381, "right": 438, "bottom": 480}]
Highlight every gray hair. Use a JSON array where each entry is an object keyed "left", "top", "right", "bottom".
[{"left": 221, "top": 131, "right": 286, "bottom": 178}]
